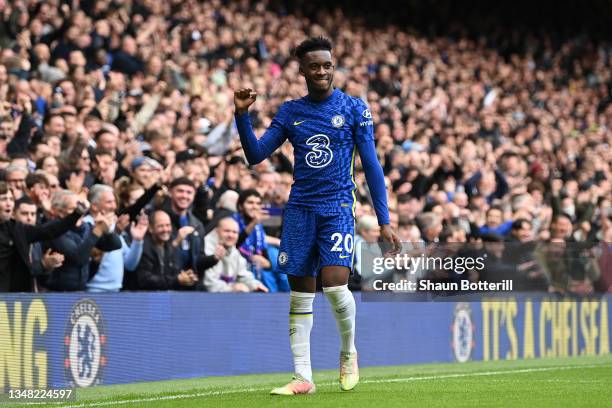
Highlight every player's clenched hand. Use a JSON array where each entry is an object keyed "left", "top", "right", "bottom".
[
  {"left": 234, "top": 88, "right": 257, "bottom": 114},
  {"left": 381, "top": 224, "right": 401, "bottom": 255}
]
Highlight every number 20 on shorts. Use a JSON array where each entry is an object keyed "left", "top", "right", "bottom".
[{"left": 331, "top": 232, "right": 354, "bottom": 253}]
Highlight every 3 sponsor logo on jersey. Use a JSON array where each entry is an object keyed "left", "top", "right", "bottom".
[
  {"left": 331, "top": 114, "right": 345, "bottom": 128},
  {"left": 305, "top": 134, "right": 334, "bottom": 168}
]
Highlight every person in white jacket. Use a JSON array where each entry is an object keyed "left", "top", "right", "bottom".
[{"left": 203, "top": 217, "right": 268, "bottom": 293}]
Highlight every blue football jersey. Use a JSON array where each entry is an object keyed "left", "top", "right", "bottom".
[{"left": 269, "top": 88, "right": 374, "bottom": 215}]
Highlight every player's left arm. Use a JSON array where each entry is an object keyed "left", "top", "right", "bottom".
[{"left": 353, "top": 102, "right": 401, "bottom": 253}]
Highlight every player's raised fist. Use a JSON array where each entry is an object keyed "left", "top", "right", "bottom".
[{"left": 234, "top": 88, "right": 257, "bottom": 114}]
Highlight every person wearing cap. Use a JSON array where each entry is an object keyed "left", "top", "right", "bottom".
[
  {"left": 131, "top": 156, "right": 162, "bottom": 190},
  {"left": 175, "top": 148, "right": 200, "bottom": 164}
]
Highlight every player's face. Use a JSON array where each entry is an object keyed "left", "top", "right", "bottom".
[{"left": 300, "top": 50, "right": 334, "bottom": 93}]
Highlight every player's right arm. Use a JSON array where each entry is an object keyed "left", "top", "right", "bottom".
[{"left": 234, "top": 88, "right": 288, "bottom": 165}]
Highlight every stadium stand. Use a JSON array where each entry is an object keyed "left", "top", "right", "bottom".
[{"left": 0, "top": 0, "right": 610, "bottom": 294}]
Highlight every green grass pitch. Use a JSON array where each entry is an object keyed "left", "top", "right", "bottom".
[{"left": 8, "top": 355, "right": 612, "bottom": 408}]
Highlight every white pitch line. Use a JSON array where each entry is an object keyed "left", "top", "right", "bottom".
[
  {"left": 361, "top": 364, "right": 604, "bottom": 384},
  {"left": 50, "top": 363, "right": 608, "bottom": 408}
]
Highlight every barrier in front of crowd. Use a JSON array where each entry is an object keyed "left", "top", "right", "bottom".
[{"left": 0, "top": 292, "right": 609, "bottom": 390}]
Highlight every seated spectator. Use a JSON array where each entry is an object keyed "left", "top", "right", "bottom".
[
  {"left": 203, "top": 217, "right": 269, "bottom": 293},
  {"left": 43, "top": 190, "right": 116, "bottom": 291},
  {"left": 136, "top": 210, "right": 199, "bottom": 290},
  {"left": 84, "top": 184, "right": 147, "bottom": 292}
]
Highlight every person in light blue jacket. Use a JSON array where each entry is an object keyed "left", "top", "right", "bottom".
[{"left": 84, "top": 184, "right": 148, "bottom": 292}]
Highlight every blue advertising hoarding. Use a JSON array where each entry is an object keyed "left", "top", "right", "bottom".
[{"left": 0, "top": 293, "right": 609, "bottom": 390}]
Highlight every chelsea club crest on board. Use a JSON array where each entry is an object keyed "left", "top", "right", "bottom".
[
  {"left": 64, "top": 299, "right": 107, "bottom": 387},
  {"left": 451, "top": 303, "right": 475, "bottom": 363}
]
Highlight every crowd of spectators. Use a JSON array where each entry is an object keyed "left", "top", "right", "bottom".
[{"left": 0, "top": 0, "right": 610, "bottom": 294}]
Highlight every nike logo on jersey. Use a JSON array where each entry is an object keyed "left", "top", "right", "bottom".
[
  {"left": 339, "top": 255, "right": 350, "bottom": 259},
  {"left": 293, "top": 120, "right": 306, "bottom": 126}
]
